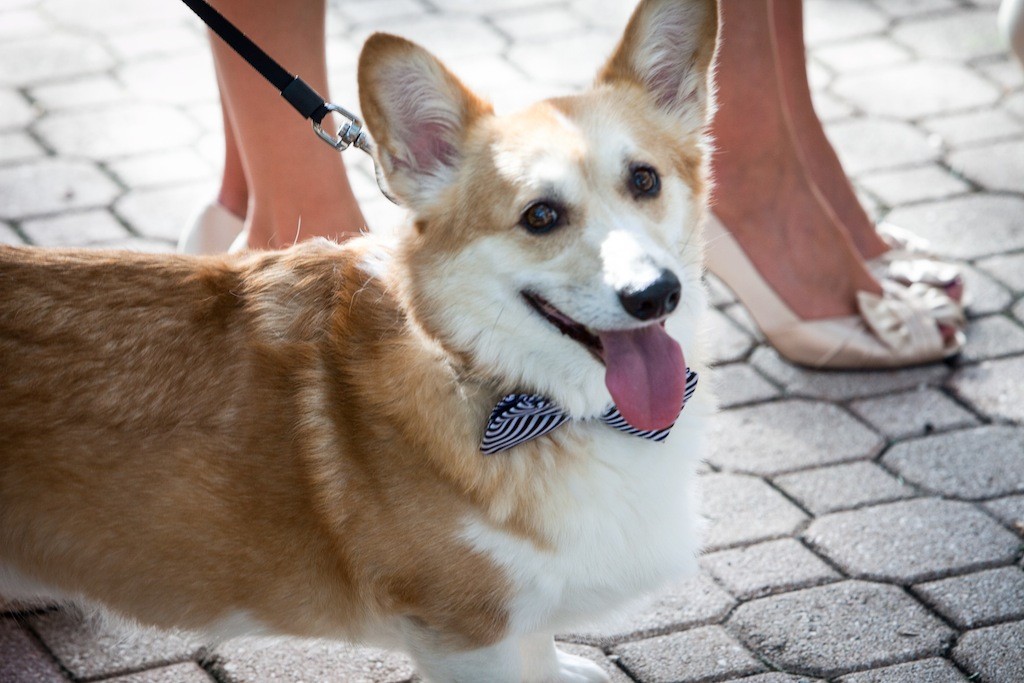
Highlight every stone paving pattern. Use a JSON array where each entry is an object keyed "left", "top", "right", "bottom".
[{"left": 1, "top": 0, "right": 1023, "bottom": 681}]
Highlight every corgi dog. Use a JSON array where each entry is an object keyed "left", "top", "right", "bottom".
[{"left": 0, "top": 0, "right": 718, "bottom": 680}]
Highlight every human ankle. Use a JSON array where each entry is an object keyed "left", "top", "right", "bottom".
[{"left": 216, "top": 190, "right": 247, "bottom": 221}]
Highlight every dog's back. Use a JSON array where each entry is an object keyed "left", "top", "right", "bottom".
[
  {"left": 1, "top": 246, "right": 248, "bottom": 445},
  {"left": 0, "top": 241, "right": 522, "bottom": 645},
  {"left": 0, "top": 244, "right": 365, "bottom": 635}
]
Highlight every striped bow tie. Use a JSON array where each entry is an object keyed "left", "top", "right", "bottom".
[{"left": 480, "top": 369, "right": 698, "bottom": 455}]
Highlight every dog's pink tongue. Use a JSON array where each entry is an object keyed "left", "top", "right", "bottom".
[{"left": 599, "top": 325, "right": 686, "bottom": 431}]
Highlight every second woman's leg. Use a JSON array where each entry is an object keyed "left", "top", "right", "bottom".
[
  {"left": 710, "top": 0, "right": 883, "bottom": 321},
  {"left": 768, "top": 0, "right": 890, "bottom": 260}
]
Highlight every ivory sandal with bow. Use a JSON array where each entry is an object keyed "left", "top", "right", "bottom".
[{"left": 704, "top": 216, "right": 964, "bottom": 369}]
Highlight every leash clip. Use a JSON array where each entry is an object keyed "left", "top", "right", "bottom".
[
  {"left": 312, "top": 102, "right": 368, "bottom": 152},
  {"left": 312, "top": 101, "right": 400, "bottom": 206}
]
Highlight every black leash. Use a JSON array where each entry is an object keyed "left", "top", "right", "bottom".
[
  {"left": 181, "top": 0, "right": 331, "bottom": 123},
  {"left": 178, "top": 0, "right": 399, "bottom": 204}
]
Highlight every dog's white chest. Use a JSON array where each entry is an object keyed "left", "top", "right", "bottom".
[{"left": 462, "top": 417, "right": 703, "bottom": 636}]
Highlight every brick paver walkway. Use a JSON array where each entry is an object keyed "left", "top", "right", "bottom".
[{"left": 2, "top": 0, "right": 1023, "bottom": 681}]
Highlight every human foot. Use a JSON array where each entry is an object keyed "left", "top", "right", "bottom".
[
  {"left": 708, "top": 77, "right": 962, "bottom": 355},
  {"left": 709, "top": 87, "right": 885, "bottom": 324},
  {"left": 784, "top": 100, "right": 965, "bottom": 301},
  {"left": 705, "top": 216, "right": 963, "bottom": 367}
]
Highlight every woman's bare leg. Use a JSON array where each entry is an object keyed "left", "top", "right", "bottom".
[
  {"left": 209, "top": 0, "right": 366, "bottom": 249},
  {"left": 768, "top": 0, "right": 889, "bottom": 260},
  {"left": 212, "top": 65, "right": 247, "bottom": 220}
]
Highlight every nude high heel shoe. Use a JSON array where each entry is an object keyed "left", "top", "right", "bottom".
[{"left": 703, "top": 215, "right": 964, "bottom": 369}]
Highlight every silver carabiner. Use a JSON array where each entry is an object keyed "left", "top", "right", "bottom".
[
  {"left": 311, "top": 102, "right": 400, "bottom": 206},
  {"left": 312, "top": 102, "right": 367, "bottom": 151}
]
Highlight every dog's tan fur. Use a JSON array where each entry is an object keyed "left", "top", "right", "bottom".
[
  {"left": 0, "top": 243, "right": 527, "bottom": 644},
  {"left": 1, "top": 1, "right": 718, "bottom": 677}
]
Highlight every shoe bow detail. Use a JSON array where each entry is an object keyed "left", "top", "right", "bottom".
[
  {"left": 856, "top": 282, "right": 963, "bottom": 358},
  {"left": 869, "top": 222, "right": 965, "bottom": 301}
]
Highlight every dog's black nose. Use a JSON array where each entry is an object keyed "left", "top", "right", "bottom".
[{"left": 618, "top": 269, "right": 681, "bottom": 321}]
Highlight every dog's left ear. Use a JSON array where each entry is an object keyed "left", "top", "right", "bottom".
[
  {"left": 358, "top": 33, "right": 493, "bottom": 211},
  {"left": 597, "top": 0, "right": 718, "bottom": 131}
]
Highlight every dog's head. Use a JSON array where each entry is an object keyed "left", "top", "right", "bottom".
[{"left": 359, "top": 0, "right": 718, "bottom": 429}]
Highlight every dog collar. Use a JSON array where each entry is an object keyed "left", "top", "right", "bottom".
[{"left": 480, "top": 369, "right": 698, "bottom": 455}]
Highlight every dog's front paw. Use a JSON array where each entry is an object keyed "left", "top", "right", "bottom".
[{"left": 554, "top": 648, "right": 611, "bottom": 683}]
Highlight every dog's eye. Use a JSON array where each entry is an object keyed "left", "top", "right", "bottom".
[
  {"left": 630, "top": 165, "right": 660, "bottom": 198},
  {"left": 520, "top": 202, "right": 561, "bottom": 234}
]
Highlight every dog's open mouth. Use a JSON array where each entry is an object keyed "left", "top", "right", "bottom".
[
  {"left": 521, "top": 290, "right": 688, "bottom": 431},
  {"left": 522, "top": 291, "right": 604, "bottom": 363}
]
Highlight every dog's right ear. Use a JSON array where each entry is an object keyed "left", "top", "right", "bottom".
[
  {"left": 358, "top": 34, "right": 493, "bottom": 211},
  {"left": 597, "top": 0, "right": 718, "bottom": 134}
]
